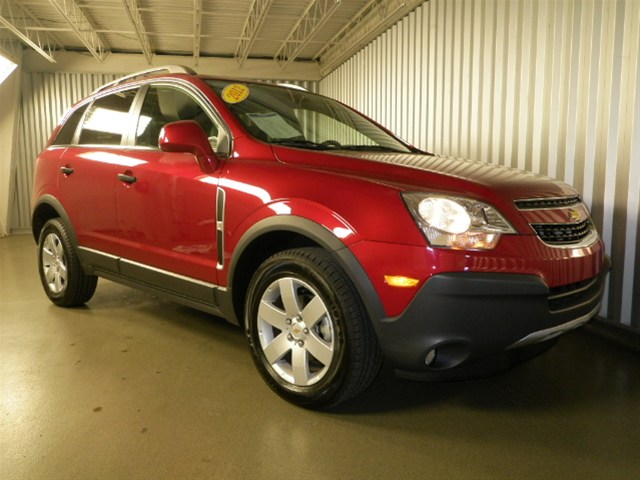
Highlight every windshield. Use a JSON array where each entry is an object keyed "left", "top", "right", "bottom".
[{"left": 206, "top": 80, "right": 412, "bottom": 153}]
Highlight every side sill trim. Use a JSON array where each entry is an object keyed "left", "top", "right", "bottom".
[
  {"left": 78, "top": 247, "right": 226, "bottom": 314},
  {"left": 120, "top": 257, "right": 223, "bottom": 291}
]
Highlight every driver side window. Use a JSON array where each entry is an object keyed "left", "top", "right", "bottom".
[{"left": 135, "top": 85, "right": 228, "bottom": 155}]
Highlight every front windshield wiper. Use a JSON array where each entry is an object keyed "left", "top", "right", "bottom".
[
  {"left": 271, "top": 139, "right": 335, "bottom": 150},
  {"left": 340, "top": 145, "right": 406, "bottom": 153},
  {"left": 272, "top": 139, "right": 407, "bottom": 153}
]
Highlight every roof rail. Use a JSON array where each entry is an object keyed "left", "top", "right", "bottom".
[
  {"left": 92, "top": 65, "right": 197, "bottom": 94},
  {"left": 277, "top": 83, "right": 309, "bottom": 92}
]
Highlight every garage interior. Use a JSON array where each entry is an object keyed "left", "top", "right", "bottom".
[{"left": 1, "top": 0, "right": 639, "bottom": 478}]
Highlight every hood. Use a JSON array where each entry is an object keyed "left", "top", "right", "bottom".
[{"left": 273, "top": 147, "right": 577, "bottom": 202}]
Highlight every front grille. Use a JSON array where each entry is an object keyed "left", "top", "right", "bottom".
[
  {"left": 515, "top": 195, "right": 581, "bottom": 210},
  {"left": 548, "top": 274, "right": 604, "bottom": 313},
  {"left": 530, "top": 220, "right": 592, "bottom": 245}
]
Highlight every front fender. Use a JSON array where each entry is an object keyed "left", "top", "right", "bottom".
[
  {"left": 224, "top": 210, "right": 386, "bottom": 328},
  {"left": 240, "top": 199, "right": 360, "bottom": 243}
]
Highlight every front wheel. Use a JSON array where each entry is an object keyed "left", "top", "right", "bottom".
[
  {"left": 37, "top": 218, "right": 97, "bottom": 307},
  {"left": 245, "top": 248, "right": 381, "bottom": 409}
]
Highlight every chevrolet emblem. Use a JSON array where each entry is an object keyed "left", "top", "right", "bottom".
[{"left": 568, "top": 209, "right": 582, "bottom": 223}]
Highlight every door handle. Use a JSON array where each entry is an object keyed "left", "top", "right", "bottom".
[
  {"left": 117, "top": 173, "right": 137, "bottom": 184},
  {"left": 60, "top": 166, "right": 74, "bottom": 175}
]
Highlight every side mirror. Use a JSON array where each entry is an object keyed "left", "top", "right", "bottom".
[{"left": 159, "top": 120, "right": 217, "bottom": 173}]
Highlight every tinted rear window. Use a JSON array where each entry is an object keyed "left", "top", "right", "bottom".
[{"left": 52, "top": 104, "right": 88, "bottom": 146}]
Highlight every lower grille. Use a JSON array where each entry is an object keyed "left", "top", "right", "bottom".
[
  {"left": 531, "top": 220, "right": 592, "bottom": 245},
  {"left": 548, "top": 274, "right": 604, "bottom": 313}
]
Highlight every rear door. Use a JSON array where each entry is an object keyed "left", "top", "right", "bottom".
[{"left": 56, "top": 88, "right": 138, "bottom": 254}]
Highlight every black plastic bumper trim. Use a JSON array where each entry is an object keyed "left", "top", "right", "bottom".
[{"left": 375, "top": 267, "right": 609, "bottom": 374}]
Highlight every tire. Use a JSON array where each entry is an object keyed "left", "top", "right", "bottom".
[
  {"left": 37, "top": 218, "right": 97, "bottom": 307},
  {"left": 245, "top": 247, "right": 382, "bottom": 409}
]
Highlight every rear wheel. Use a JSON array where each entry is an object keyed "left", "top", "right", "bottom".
[
  {"left": 245, "top": 248, "right": 381, "bottom": 409},
  {"left": 38, "top": 218, "right": 97, "bottom": 307}
]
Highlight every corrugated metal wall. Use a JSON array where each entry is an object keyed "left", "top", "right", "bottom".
[{"left": 320, "top": 0, "right": 639, "bottom": 331}]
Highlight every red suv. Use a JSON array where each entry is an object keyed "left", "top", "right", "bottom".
[{"left": 32, "top": 66, "right": 610, "bottom": 408}]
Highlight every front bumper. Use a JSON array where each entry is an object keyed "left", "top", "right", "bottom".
[{"left": 375, "top": 256, "right": 611, "bottom": 379}]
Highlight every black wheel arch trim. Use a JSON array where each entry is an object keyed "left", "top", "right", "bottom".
[
  {"left": 32, "top": 195, "right": 78, "bottom": 248},
  {"left": 225, "top": 215, "right": 387, "bottom": 327}
]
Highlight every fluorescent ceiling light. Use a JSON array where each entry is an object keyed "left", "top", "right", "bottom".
[{"left": 0, "top": 54, "right": 18, "bottom": 86}]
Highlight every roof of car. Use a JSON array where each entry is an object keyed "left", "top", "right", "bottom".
[
  {"left": 92, "top": 66, "right": 309, "bottom": 96},
  {"left": 92, "top": 65, "right": 197, "bottom": 94}
]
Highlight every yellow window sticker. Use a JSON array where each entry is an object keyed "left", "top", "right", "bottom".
[{"left": 222, "top": 83, "right": 250, "bottom": 104}]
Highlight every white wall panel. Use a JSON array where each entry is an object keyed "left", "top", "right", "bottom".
[{"left": 320, "top": 0, "right": 640, "bottom": 331}]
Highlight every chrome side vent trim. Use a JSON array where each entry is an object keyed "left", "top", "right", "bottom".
[{"left": 216, "top": 187, "right": 226, "bottom": 270}]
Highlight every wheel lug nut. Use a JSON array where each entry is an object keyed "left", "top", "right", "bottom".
[
  {"left": 285, "top": 318, "right": 292, "bottom": 325},
  {"left": 287, "top": 334, "right": 293, "bottom": 341},
  {"left": 298, "top": 340, "right": 304, "bottom": 347},
  {"left": 303, "top": 328, "right": 309, "bottom": 334}
]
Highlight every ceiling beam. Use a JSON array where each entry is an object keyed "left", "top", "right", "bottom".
[
  {"left": 22, "top": 50, "right": 322, "bottom": 81},
  {"left": 274, "top": 0, "right": 342, "bottom": 69},
  {"left": 235, "top": 0, "right": 274, "bottom": 67},
  {"left": 47, "top": 0, "right": 108, "bottom": 62},
  {"left": 122, "top": 0, "right": 153, "bottom": 64},
  {"left": 193, "top": 0, "right": 203, "bottom": 65},
  {"left": 0, "top": 0, "right": 59, "bottom": 62},
  {"left": 318, "top": 0, "right": 426, "bottom": 76}
]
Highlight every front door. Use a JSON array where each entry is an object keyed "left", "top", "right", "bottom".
[{"left": 114, "top": 84, "right": 222, "bottom": 285}]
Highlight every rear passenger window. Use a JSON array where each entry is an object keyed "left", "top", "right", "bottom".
[
  {"left": 53, "top": 104, "right": 88, "bottom": 145},
  {"left": 135, "top": 86, "right": 218, "bottom": 149},
  {"left": 78, "top": 89, "right": 137, "bottom": 146}
]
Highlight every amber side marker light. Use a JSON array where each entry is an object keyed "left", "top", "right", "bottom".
[{"left": 384, "top": 275, "right": 421, "bottom": 288}]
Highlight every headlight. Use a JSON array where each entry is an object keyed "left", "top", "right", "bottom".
[{"left": 402, "top": 193, "right": 516, "bottom": 250}]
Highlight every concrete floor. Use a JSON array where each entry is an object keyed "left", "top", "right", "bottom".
[{"left": 1, "top": 234, "right": 639, "bottom": 480}]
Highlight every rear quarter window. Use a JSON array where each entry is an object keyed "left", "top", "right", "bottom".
[
  {"left": 51, "top": 104, "right": 88, "bottom": 146},
  {"left": 78, "top": 89, "right": 137, "bottom": 146}
]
